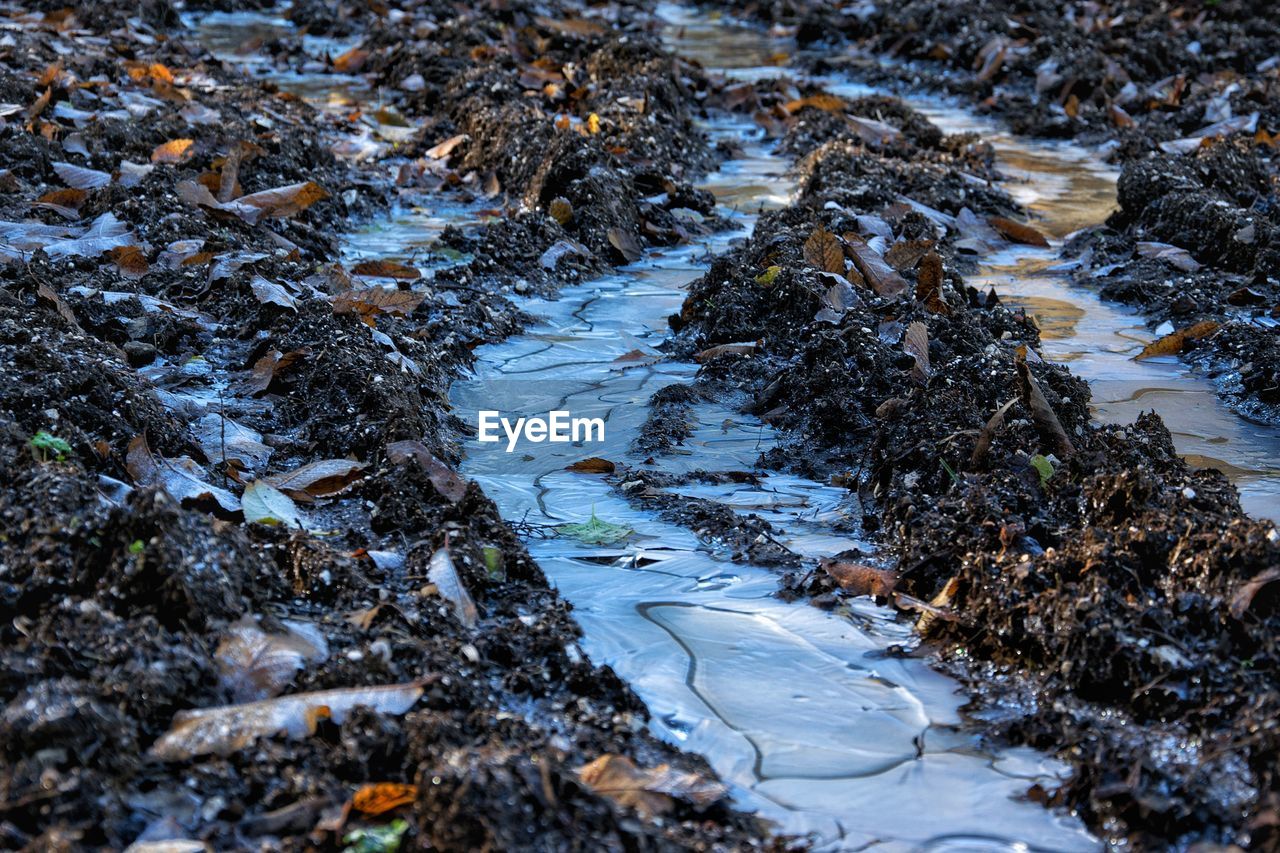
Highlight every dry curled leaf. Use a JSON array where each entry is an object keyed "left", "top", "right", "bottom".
[
  {"left": 903, "top": 321, "right": 931, "bottom": 386},
  {"left": 109, "top": 245, "right": 149, "bottom": 278},
  {"left": 970, "top": 397, "right": 1017, "bottom": 467},
  {"left": 425, "top": 133, "right": 467, "bottom": 160},
  {"left": 216, "top": 615, "right": 328, "bottom": 702},
  {"left": 914, "top": 251, "right": 949, "bottom": 314},
  {"left": 264, "top": 459, "right": 367, "bottom": 499},
  {"left": 352, "top": 259, "right": 421, "bottom": 280},
  {"left": 1015, "top": 358, "right": 1075, "bottom": 457},
  {"left": 332, "top": 47, "right": 369, "bottom": 73},
  {"left": 803, "top": 226, "right": 844, "bottom": 275},
  {"left": 607, "top": 227, "right": 642, "bottom": 263},
  {"left": 1231, "top": 567, "right": 1280, "bottom": 619},
  {"left": 333, "top": 286, "right": 425, "bottom": 325},
  {"left": 784, "top": 93, "right": 845, "bottom": 114},
  {"left": 427, "top": 545, "right": 477, "bottom": 628},
  {"left": 1136, "top": 320, "right": 1220, "bottom": 360},
  {"left": 126, "top": 434, "right": 240, "bottom": 518}
]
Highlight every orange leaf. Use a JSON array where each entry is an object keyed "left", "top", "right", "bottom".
[
  {"left": 783, "top": 93, "right": 845, "bottom": 114},
  {"left": 108, "top": 245, "right": 149, "bottom": 278},
  {"left": 332, "top": 48, "right": 369, "bottom": 73},
  {"left": 352, "top": 782, "right": 418, "bottom": 815},
  {"left": 988, "top": 216, "right": 1050, "bottom": 248},
  {"left": 566, "top": 457, "right": 615, "bottom": 474},
  {"left": 152, "top": 138, "right": 195, "bottom": 164},
  {"left": 803, "top": 227, "right": 844, "bottom": 275},
  {"left": 352, "top": 259, "right": 422, "bottom": 280},
  {"left": 1136, "top": 320, "right": 1220, "bottom": 360}
]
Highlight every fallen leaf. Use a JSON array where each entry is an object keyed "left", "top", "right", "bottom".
[
  {"left": 126, "top": 434, "right": 240, "bottom": 517},
  {"left": 53, "top": 161, "right": 111, "bottom": 189},
  {"left": 783, "top": 93, "right": 845, "bottom": 114},
  {"left": 970, "top": 397, "right": 1017, "bottom": 467},
  {"left": 1015, "top": 359, "right": 1075, "bottom": 457},
  {"left": 607, "top": 227, "right": 642, "bottom": 263},
  {"left": 0, "top": 212, "right": 134, "bottom": 260},
  {"left": 333, "top": 287, "right": 425, "bottom": 325},
  {"left": 352, "top": 259, "right": 421, "bottom": 280},
  {"left": 244, "top": 347, "right": 310, "bottom": 395},
  {"left": 425, "top": 133, "right": 467, "bottom": 160},
  {"left": 36, "top": 283, "right": 80, "bottom": 328},
  {"left": 332, "top": 47, "right": 369, "bottom": 73},
  {"left": 566, "top": 457, "right": 615, "bottom": 474},
  {"left": 193, "top": 413, "right": 273, "bottom": 471},
  {"left": 695, "top": 341, "right": 758, "bottom": 363},
  {"left": 549, "top": 196, "right": 573, "bottom": 225},
  {"left": 242, "top": 481, "right": 304, "bottom": 528},
  {"left": 914, "top": 251, "right": 949, "bottom": 314},
  {"left": 237, "top": 181, "right": 329, "bottom": 219},
  {"left": 427, "top": 545, "right": 478, "bottom": 628},
  {"left": 148, "top": 682, "right": 423, "bottom": 761},
  {"left": 913, "top": 576, "right": 961, "bottom": 637},
  {"left": 577, "top": 755, "right": 725, "bottom": 819},
  {"left": 152, "top": 138, "right": 195, "bottom": 164},
  {"left": 843, "top": 232, "right": 908, "bottom": 298},
  {"left": 250, "top": 275, "right": 298, "bottom": 310},
  {"left": 1136, "top": 320, "right": 1220, "bottom": 359},
  {"left": 989, "top": 216, "right": 1050, "bottom": 248},
  {"left": 820, "top": 559, "right": 897, "bottom": 597},
  {"left": 385, "top": 440, "right": 468, "bottom": 503},
  {"left": 903, "top": 321, "right": 931, "bottom": 386},
  {"left": 216, "top": 615, "right": 328, "bottom": 702},
  {"left": 352, "top": 783, "right": 419, "bottom": 816},
  {"left": 1135, "top": 241, "right": 1200, "bottom": 272},
  {"left": 557, "top": 509, "right": 632, "bottom": 545},
  {"left": 1231, "top": 567, "right": 1280, "bottom": 619},
  {"left": 108, "top": 245, "right": 149, "bottom": 278},
  {"left": 34, "top": 187, "right": 87, "bottom": 218},
  {"left": 803, "top": 226, "right": 844, "bottom": 275},
  {"left": 264, "top": 459, "right": 367, "bottom": 499}
]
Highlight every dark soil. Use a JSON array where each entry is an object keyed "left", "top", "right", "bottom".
[
  {"left": 654, "top": 72, "right": 1280, "bottom": 848},
  {"left": 0, "top": 2, "right": 781, "bottom": 850},
  {"left": 710, "top": 0, "right": 1280, "bottom": 424}
]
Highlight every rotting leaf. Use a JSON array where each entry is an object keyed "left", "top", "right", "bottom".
[
  {"left": 989, "top": 216, "right": 1050, "bottom": 248},
  {"left": 557, "top": 509, "right": 632, "bottom": 545},
  {"left": 914, "top": 251, "right": 949, "bottom": 314},
  {"left": 803, "top": 226, "right": 844, "bottom": 275},
  {"left": 427, "top": 545, "right": 478, "bottom": 628},
  {"left": 216, "top": 615, "right": 328, "bottom": 702},
  {"left": 820, "top": 559, "right": 897, "bottom": 598},
  {"left": 1015, "top": 358, "right": 1075, "bottom": 457},
  {"left": 607, "top": 227, "right": 642, "bottom": 263},
  {"left": 264, "top": 458, "right": 367, "bottom": 499},
  {"left": 352, "top": 783, "right": 418, "bottom": 816},
  {"left": 148, "top": 682, "right": 423, "bottom": 761},
  {"left": 385, "top": 440, "right": 468, "bottom": 504},
  {"left": 1136, "top": 320, "right": 1220, "bottom": 360},
  {"left": 577, "top": 755, "right": 725, "bottom": 819},
  {"left": 903, "top": 321, "right": 931, "bottom": 386},
  {"left": 333, "top": 287, "right": 425, "bottom": 325},
  {"left": 843, "top": 232, "right": 908, "bottom": 299},
  {"left": 242, "top": 481, "right": 304, "bottom": 528},
  {"left": 151, "top": 138, "right": 195, "bottom": 164},
  {"left": 126, "top": 434, "right": 240, "bottom": 517},
  {"left": 177, "top": 180, "right": 328, "bottom": 225},
  {"left": 566, "top": 457, "right": 615, "bottom": 474}
]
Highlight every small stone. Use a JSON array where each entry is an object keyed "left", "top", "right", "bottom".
[{"left": 122, "top": 341, "right": 156, "bottom": 367}]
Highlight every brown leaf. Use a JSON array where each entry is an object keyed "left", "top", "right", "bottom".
[
  {"left": 352, "top": 259, "right": 422, "bottom": 280},
  {"left": 352, "top": 783, "right": 419, "bottom": 816},
  {"left": 264, "top": 459, "right": 367, "bottom": 499},
  {"left": 152, "top": 138, "right": 195, "bottom": 164},
  {"left": 332, "top": 47, "right": 369, "bottom": 73},
  {"left": 695, "top": 341, "right": 758, "bottom": 363},
  {"left": 36, "top": 283, "right": 80, "bottom": 328},
  {"left": 237, "top": 181, "right": 329, "bottom": 220},
  {"left": 843, "top": 232, "right": 908, "bottom": 298},
  {"left": 1136, "top": 320, "right": 1220, "bottom": 360},
  {"left": 108, "top": 245, "right": 149, "bottom": 278},
  {"left": 914, "top": 251, "right": 949, "bottom": 314},
  {"left": 783, "top": 93, "right": 845, "bottom": 114},
  {"left": 1015, "top": 359, "right": 1075, "bottom": 457},
  {"left": 333, "top": 287, "right": 425, "bottom": 325},
  {"left": 1135, "top": 241, "right": 1200, "bottom": 272},
  {"left": 577, "top": 755, "right": 725, "bottom": 819},
  {"left": 883, "top": 239, "right": 934, "bottom": 273},
  {"left": 903, "top": 321, "right": 931, "bottom": 386},
  {"left": 989, "top": 216, "right": 1050, "bottom": 248},
  {"left": 566, "top": 457, "right": 615, "bottom": 474},
  {"left": 607, "top": 227, "right": 642, "bottom": 263},
  {"left": 148, "top": 682, "right": 423, "bottom": 761},
  {"left": 245, "top": 347, "right": 310, "bottom": 395},
  {"left": 1110, "top": 104, "right": 1135, "bottom": 128},
  {"left": 1230, "top": 567, "right": 1280, "bottom": 619},
  {"left": 820, "top": 559, "right": 897, "bottom": 597},
  {"left": 385, "top": 440, "right": 468, "bottom": 504},
  {"left": 549, "top": 196, "right": 573, "bottom": 225},
  {"left": 970, "top": 397, "right": 1017, "bottom": 467},
  {"left": 425, "top": 133, "right": 468, "bottom": 160},
  {"left": 34, "top": 187, "right": 87, "bottom": 217},
  {"left": 803, "top": 227, "right": 844, "bottom": 275},
  {"left": 126, "top": 434, "right": 241, "bottom": 517},
  {"left": 216, "top": 615, "right": 328, "bottom": 702}
]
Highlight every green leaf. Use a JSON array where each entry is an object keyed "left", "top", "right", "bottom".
[
  {"left": 129, "top": 539, "right": 145, "bottom": 554},
  {"left": 754, "top": 265, "right": 781, "bottom": 285},
  {"left": 343, "top": 818, "right": 410, "bottom": 853},
  {"left": 482, "top": 546, "right": 504, "bottom": 580},
  {"left": 242, "top": 481, "right": 305, "bottom": 528},
  {"left": 556, "top": 509, "right": 633, "bottom": 545},
  {"left": 1029, "top": 454, "right": 1055, "bottom": 486},
  {"left": 29, "top": 430, "right": 72, "bottom": 461}
]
